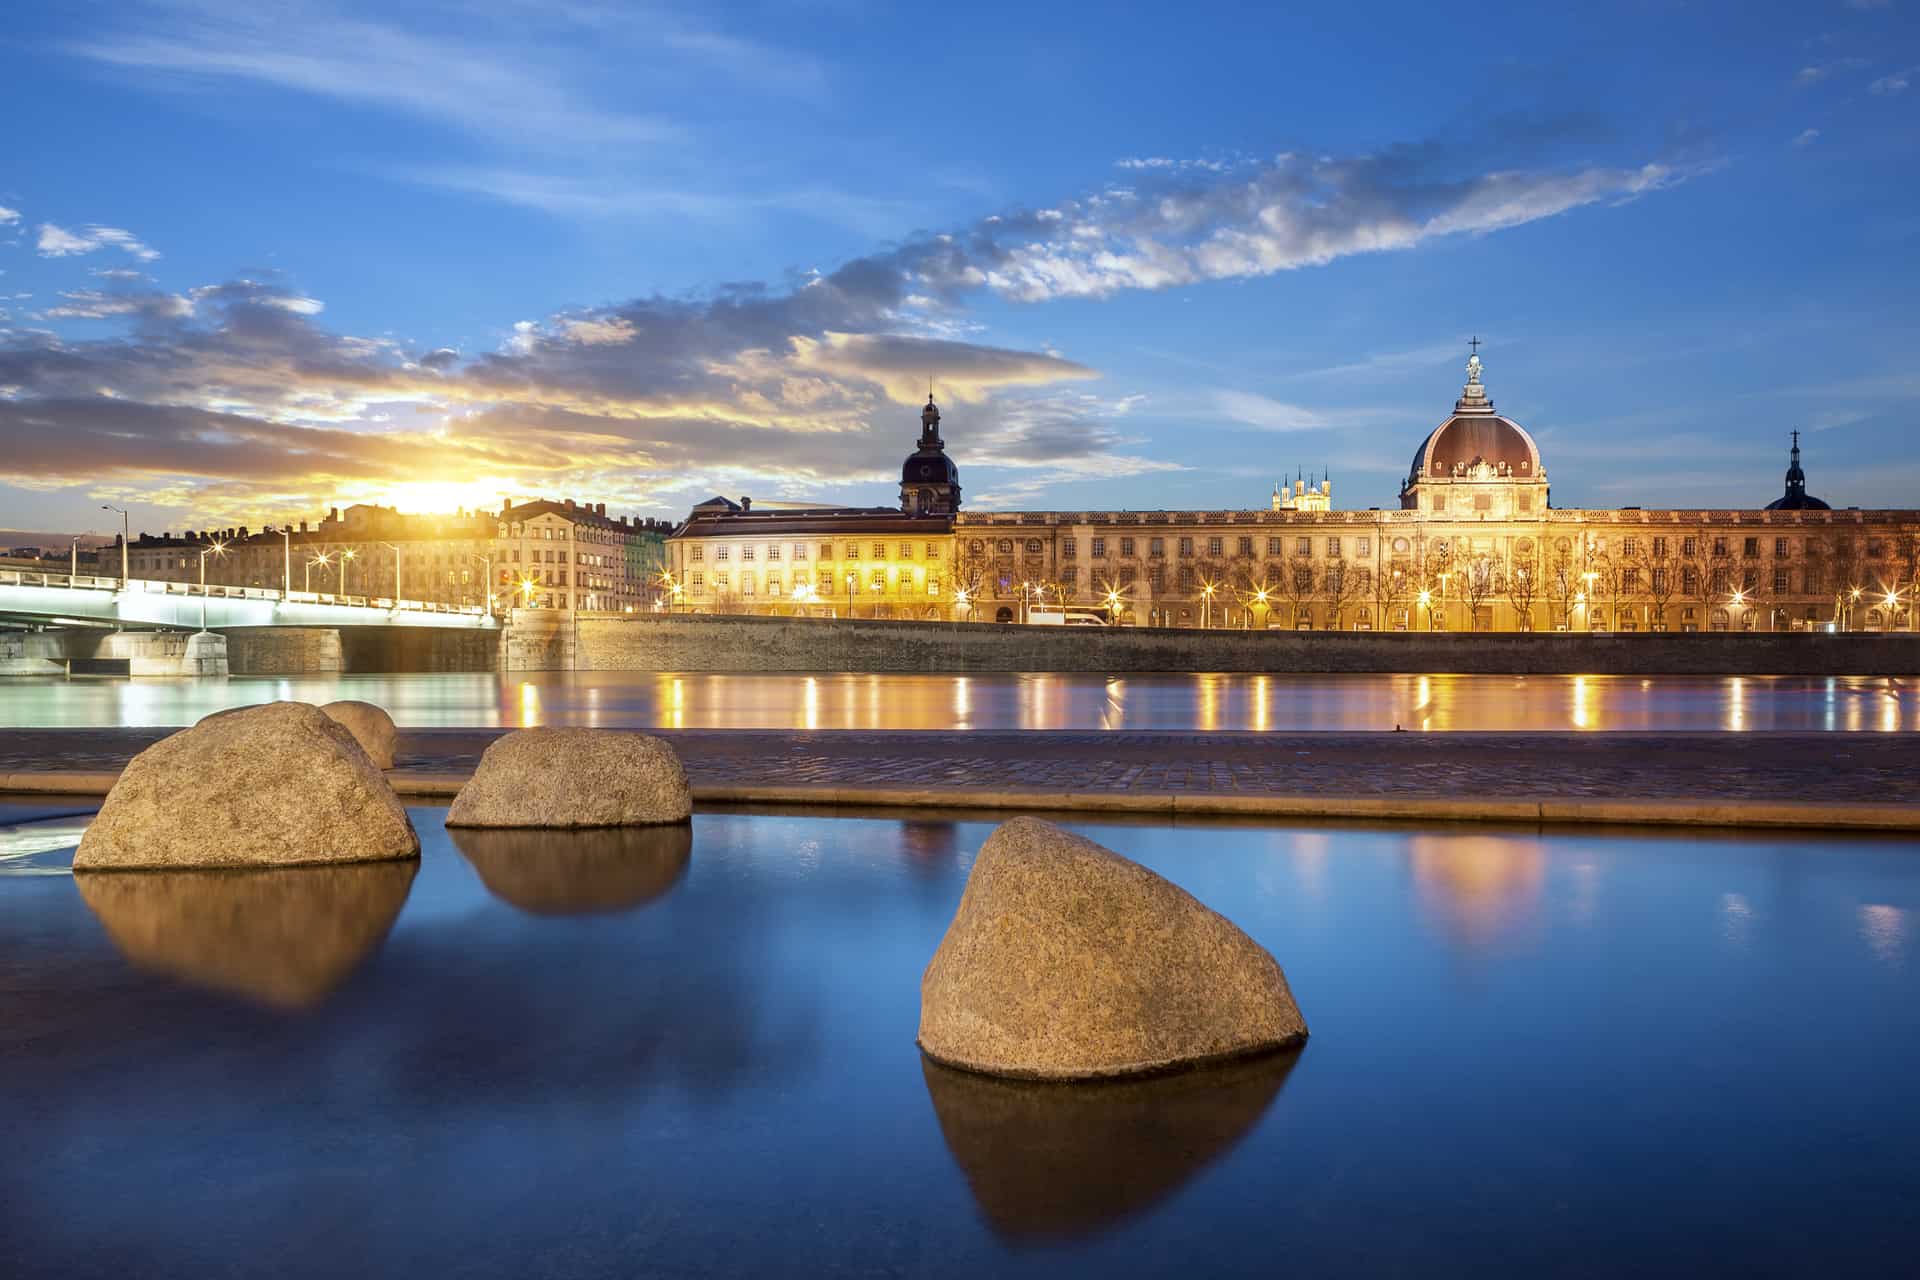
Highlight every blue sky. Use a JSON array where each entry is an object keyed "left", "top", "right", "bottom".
[{"left": 2, "top": 0, "right": 1917, "bottom": 537}]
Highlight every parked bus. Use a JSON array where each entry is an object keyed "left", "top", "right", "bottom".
[{"left": 1028, "top": 608, "right": 1109, "bottom": 626}]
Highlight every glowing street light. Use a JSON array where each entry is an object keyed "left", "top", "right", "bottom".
[
  {"left": 306, "top": 550, "right": 333, "bottom": 593},
  {"left": 341, "top": 547, "right": 357, "bottom": 600},
  {"left": 952, "top": 586, "right": 971, "bottom": 621},
  {"left": 1199, "top": 580, "right": 1217, "bottom": 629},
  {"left": 100, "top": 504, "right": 129, "bottom": 587},
  {"left": 518, "top": 576, "right": 540, "bottom": 606},
  {"left": 197, "top": 540, "right": 228, "bottom": 632}
]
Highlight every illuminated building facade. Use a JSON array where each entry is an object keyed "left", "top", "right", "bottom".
[
  {"left": 668, "top": 350, "right": 1920, "bottom": 631},
  {"left": 125, "top": 499, "right": 670, "bottom": 613}
]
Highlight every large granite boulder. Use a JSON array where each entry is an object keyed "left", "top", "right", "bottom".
[
  {"left": 446, "top": 728, "right": 692, "bottom": 828},
  {"left": 919, "top": 817, "right": 1307, "bottom": 1079},
  {"left": 319, "top": 700, "right": 398, "bottom": 769},
  {"left": 450, "top": 824, "right": 691, "bottom": 915},
  {"left": 922, "top": 1048, "right": 1299, "bottom": 1242},
  {"left": 75, "top": 701, "right": 419, "bottom": 869},
  {"left": 76, "top": 861, "right": 417, "bottom": 1008}
]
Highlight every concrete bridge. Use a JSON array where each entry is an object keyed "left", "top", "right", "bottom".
[
  {"left": 0, "top": 569, "right": 499, "bottom": 631},
  {"left": 1, "top": 569, "right": 500, "bottom": 676}
]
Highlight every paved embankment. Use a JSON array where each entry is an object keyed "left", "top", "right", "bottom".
[
  {"left": 519, "top": 612, "right": 1920, "bottom": 675},
  {"left": 2, "top": 728, "right": 1914, "bottom": 832}
]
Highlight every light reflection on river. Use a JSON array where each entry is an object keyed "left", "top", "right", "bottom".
[{"left": 2, "top": 670, "right": 1917, "bottom": 731}]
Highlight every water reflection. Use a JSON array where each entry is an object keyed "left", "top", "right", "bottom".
[
  {"left": 450, "top": 825, "right": 691, "bottom": 916},
  {"left": 76, "top": 861, "right": 416, "bottom": 1008},
  {"left": 922, "top": 1048, "right": 1299, "bottom": 1243},
  {"left": 5, "top": 670, "right": 1920, "bottom": 732},
  {"left": 1410, "top": 834, "right": 1547, "bottom": 949}
]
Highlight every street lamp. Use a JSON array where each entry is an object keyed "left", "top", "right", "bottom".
[
  {"left": 99, "top": 502, "right": 127, "bottom": 587},
  {"left": 197, "top": 540, "right": 228, "bottom": 632},
  {"left": 1200, "top": 580, "right": 1217, "bottom": 629},
  {"left": 1730, "top": 588, "right": 1747, "bottom": 632},
  {"left": 846, "top": 570, "right": 857, "bottom": 619},
  {"left": 306, "top": 550, "right": 332, "bottom": 593},
  {"left": 1253, "top": 586, "right": 1270, "bottom": 630},
  {"left": 953, "top": 587, "right": 971, "bottom": 622},
  {"left": 341, "top": 547, "right": 357, "bottom": 600},
  {"left": 1417, "top": 588, "right": 1433, "bottom": 629},
  {"left": 1104, "top": 586, "right": 1124, "bottom": 624}
]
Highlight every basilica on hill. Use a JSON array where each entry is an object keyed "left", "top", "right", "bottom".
[{"left": 667, "top": 346, "right": 1920, "bottom": 632}]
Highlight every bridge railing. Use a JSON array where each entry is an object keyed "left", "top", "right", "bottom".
[{"left": 1, "top": 569, "right": 490, "bottom": 617}]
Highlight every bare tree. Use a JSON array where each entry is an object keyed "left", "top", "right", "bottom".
[
  {"left": 1373, "top": 558, "right": 1411, "bottom": 630},
  {"left": 1545, "top": 550, "right": 1579, "bottom": 631},
  {"left": 1322, "top": 559, "right": 1368, "bottom": 631},
  {"left": 1459, "top": 551, "right": 1502, "bottom": 631},
  {"left": 1266, "top": 556, "right": 1314, "bottom": 628},
  {"left": 1505, "top": 546, "right": 1540, "bottom": 631},
  {"left": 1635, "top": 547, "right": 1681, "bottom": 631}
]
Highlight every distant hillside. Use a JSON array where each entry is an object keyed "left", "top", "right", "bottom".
[{"left": 0, "top": 530, "right": 118, "bottom": 554}]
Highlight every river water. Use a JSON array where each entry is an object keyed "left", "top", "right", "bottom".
[
  {"left": 3, "top": 804, "right": 1917, "bottom": 1276},
  {"left": 2, "top": 670, "right": 1917, "bottom": 731}
]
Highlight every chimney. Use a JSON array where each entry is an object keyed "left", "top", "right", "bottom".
[
  {"left": 565, "top": 498, "right": 576, "bottom": 509},
  {"left": 299, "top": 520, "right": 308, "bottom": 533},
  {"left": 329, "top": 507, "right": 340, "bottom": 522},
  {"left": 740, "top": 496, "right": 752, "bottom": 512},
  {"left": 596, "top": 503, "right": 606, "bottom": 516}
]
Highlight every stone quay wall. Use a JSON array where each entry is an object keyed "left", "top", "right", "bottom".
[{"left": 563, "top": 613, "right": 1920, "bottom": 675}]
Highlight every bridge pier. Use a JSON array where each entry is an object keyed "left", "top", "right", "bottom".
[
  {"left": 0, "top": 627, "right": 231, "bottom": 677},
  {"left": 225, "top": 627, "right": 344, "bottom": 675}
]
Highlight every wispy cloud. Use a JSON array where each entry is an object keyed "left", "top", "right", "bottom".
[
  {"left": 1793, "top": 128, "right": 1822, "bottom": 148},
  {"left": 37, "top": 223, "right": 162, "bottom": 261},
  {"left": 1211, "top": 391, "right": 1331, "bottom": 432},
  {"left": 1794, "top": 57, "right": 1868, "bottom": 86},
  {"left": 42, "top": 289, "right": 194, "bottom": 320},
  {"left": 0, "top": 206, "right": 20, "bottom": 226},
  {"left": 1869, "top": 67, "right": 1914, "bottom": 94}
]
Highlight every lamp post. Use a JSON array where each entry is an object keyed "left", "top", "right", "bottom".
[
  {"left": 1730, "top": 588, "right": 1747, "bottom": 632},
  {"left": 197, "top": 541, "right": 228, "bottom": 632},
  {"left": 846, "top": 570, "right": 857, "bottom": 620},
  {"left": 953, "top": 587, "right": 970, "bottom": 622},
  {"left": 380, "top": 541, "right": 402, "bottom": 607},
  {"left": 1438, "top": 571, "right": 1452, "bottom": 632},
  {"left": 1418, "top": 588, "right": 1433, "bottom": 630},
  {"left": 306, "top": 551, "right": 332, "bottom": 593},
  {"left": 341, "top": 547, "right": 356, "bottom": 601},
  {"left": 1200, "top": 581, "right": 1216, "bottom": 629},
  {"left": 281, "top": 525, "right": 292, "bottom": 601},
  {"left": 70, "top": 536, "right": 81, "bottom": 581},
  {"left": 1582, "top": 571, "right": 1598, "bottom": 631},
  {"left": 1847, "top": 585, "right": 1862, "bottom": 631},
  {"left": 100, "top": 504, "right": 128, "bottom": 587}
]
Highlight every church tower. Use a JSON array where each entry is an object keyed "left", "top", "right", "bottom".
[{"left": 900, "top": 394, "right": 962, "bottom": 515}]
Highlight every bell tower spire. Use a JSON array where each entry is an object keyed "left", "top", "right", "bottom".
[{"left": 900, "top": 390, "right": 961, "bottom": 516}]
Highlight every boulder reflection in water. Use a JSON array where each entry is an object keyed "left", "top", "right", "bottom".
[
  {"left": 75, "top": 861, "right": 416, "bottom": 1009},
  {"left": 921, "top": 1047, "right": 1299, "bottom": 1243},
  {"left": 450, "top": 825, "right": 692, "bottom": 916}
]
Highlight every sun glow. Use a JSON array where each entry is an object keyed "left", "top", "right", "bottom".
[{"left": 336, "top": 478, "right": 518, "bottom": 515}]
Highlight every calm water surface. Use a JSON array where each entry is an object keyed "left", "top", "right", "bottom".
[
  {"left": 4, "top": 670, "right": 1919, "bottom": 731},
  {"left": 3, "top": 804, "right": 1917, "bottom": 1276}
]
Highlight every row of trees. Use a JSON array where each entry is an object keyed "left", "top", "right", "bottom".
[{"left": 956, "top": 532, "right": 1920, "bottom": 630}]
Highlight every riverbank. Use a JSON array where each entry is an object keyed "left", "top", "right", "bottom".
[{"left": 5, "top": 728, "right": 1916, "bottom": 832}]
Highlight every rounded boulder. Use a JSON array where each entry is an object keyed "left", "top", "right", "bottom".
[
  {"left": 75, "top": 701, "right": 419, "bottom": 870},
  {"left": 918, "top": 817, "right": 1307, "bottom": 1079},
  {"left": 319, "top": 700, "right": 398, "bottom": 769},
  {"left": 445, "top": 728, "right": 692, "bottom": 828}
]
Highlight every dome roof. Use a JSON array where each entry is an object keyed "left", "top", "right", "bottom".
[
  {"left": 903, "top": 449, "right": 959, "bottom": 486},
  {"left": 1408, "top": 414, "right": 1542, "bottom": 483}
]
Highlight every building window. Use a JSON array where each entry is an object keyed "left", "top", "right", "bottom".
[
  {"left": 1327, "top": 538, "right": 1341, "bottom": 558},
  {"left": 1149, "top": 566, "right": 1165, "bottom": 591},
  {"left": 870, "top": 568, "right": 884, "bottom": 590},
  {"left": 767, "top": 544, "right": 780, "bottom": 561},
  {"left": 1774, "top": 569, "right": 1789, "bottom": 593},
  {"left": 818, "top": 569, "right": 834, "bottom": 591},
  {"left": 821, "top": 543, "right": 834, "bottom": 559},
  {"left": 1682, "top": 567, "right": 1699, "bottom": 594},
  {"left": 1091, "top": 537, "right": 1107, "bottom": 558},
  {"left": 1356, "top": 538, "right": 1371, "bottom": 557},
  {"left": 901, "top": 544, "right": 913, "bottom": 559},
  {"left": 1208, "top": 537, "right": 1223, "bottom": 556},
  {"left": 1120, "top": 537, "right": 1135, "bottom": 557},
  {"left": 1062, "top": 567, "right": 1078, "bottom": 587},
  {"left": 740, "top": 546, "right": 755, "bottom": 561},
  {"left": 742, "top": 575, "right": 756, "bottom": 596},
  {"left": 794, "top": 544, "right": 807, "bottom": 560},
  {"left": 1294, "top": 537, "right": 1310, "bottom": 556},
  {"left": 1651, "top": 537, "right": 1667, "bottom": 557},
  {"left": 1621, "top": 538, "right": 1638, "bottom": 557},
  {"left": 1517, "top": 493, "right": 1532, "bottom": 512},
  {"left": 1622, "top": 568, "right": 1641, "bottom": 591},
  {"left": 925, "top": 543, "right": 939, "bottom": 558},
  {"left": 1178, "top": 537, "right": 1193, "bottom": 557},
  {"left": 1743, "top": 537, "right": 1759, "bottom": 558},
  {"left": 1178, "top": 565, "right": 1195, "bottom": 590},
  {"left": 1652, "top": 568, "right": 1668, "bottom": 593},
  {"left": 1431, "top": 493, "right": 1446, "bottom": 512},
  {"left": 1712, "top": 538, "right": 1728, "bottom": 557},
  {"left": 715, "top": 571, "right": 730, "bottom": 589},
  {"left": 690, "top": 572, "right": 704, "bottom": 592},
  {"left": 766, "top": 572, "right": 782, "bottom": 594},
  {"left": 968, "top": 540, "right": 984, "bottom": 554},
  {"left": 1773, "top": 538, "right": 1787, "bottom": 558},
  {"left": 928, "top": 576, "right": 942, "bottom": 596},
  {"left": 1682, "top": 537, "right": 1698, "bottom": 558},
  {"left": 1026, "top": 539, "right": 1043, "bottom": 555},
  {"left": 1868, "top": 538, "right": 1886, "bottom": 558},
  {"left": 716, "top": 546, "right": 729, "bottom": 561},
  {"left": 1061, "top": 538, "right": 1077, "bottom": 558},
  {"left": 1238, "top": 536, "right": 1254, "bottom": 556},
  {"left": 1268, "top": 537, "right": 1284, "bottom": 555},
  {"left": 872, "top": 543, "right": 886, "bottom": 559},
  {"left": 997, "top": 539, "right": 1013, "bottom": 554},
  {"left": 1474, "top": 494, "right": 1492, "bottom": 512},
  {"left": 1149, "top": 538, "right": 1164, "bottom": 557},
  {"left": 690, "top": 546, "right": 703, "bottom": 562}
]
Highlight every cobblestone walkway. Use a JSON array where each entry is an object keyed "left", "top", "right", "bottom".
[{"left": 1, "top": 728, "right": 1913, "bottom": 805}]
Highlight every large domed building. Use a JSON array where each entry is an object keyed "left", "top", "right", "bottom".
[
  {"left": 669, "top": 344, "right": 1917, "bottom": 632},
  {"left": 1400, "top": 347, "right": 1549, "bottom": 518}
]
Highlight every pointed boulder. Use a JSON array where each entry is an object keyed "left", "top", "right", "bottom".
[
  {"left": 319, "top": 700, "right": 398, "bottom": 770},
  {"left": 446, "top": 728, "right": 692, "bottom": 828},
  {"left": 919, "top": 817, "right": 1306, "bottom": 1079},
  {"left": 75, "top": 701, "right": 419, "bottom": 870}
]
